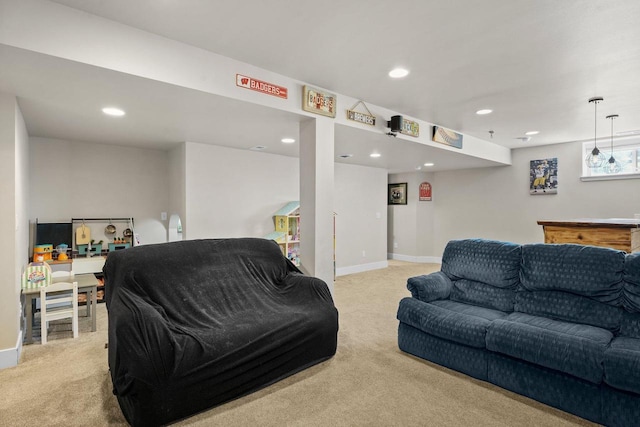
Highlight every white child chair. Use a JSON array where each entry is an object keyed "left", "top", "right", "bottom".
[{"left": 40, "top": 279, "right": 79, "bottom": 344}]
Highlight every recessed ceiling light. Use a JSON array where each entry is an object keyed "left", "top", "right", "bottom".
[
  {"left": 476, "top": 109, "right": 492, "bottom": 115},
  {"left": 370, "top": 153, "right": 381, "bottom": 158},
  {"left": 250, "top": 145, "right": 267, "bottom": 151},
  {"left": 281, "top": 138, "right": 295, "bottom": 144},
  {"left": 423, "top": 162, "right": 435, "bottom": 167},
  {"left": 388, "top": 68, "right": 409, "bottom": 78},
  {"left": 525, "top": 131, "right": 539, "bottom": 136},
  {"left": 102, "top": 107, "right": 125, "bottom": 116},
  {"left": 338, "top": 154, "right": 353, "bottom": 159}
]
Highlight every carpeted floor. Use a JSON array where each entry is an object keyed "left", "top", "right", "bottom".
[{"left": 1, "top": 261, "right": 595, "bottom": 426}]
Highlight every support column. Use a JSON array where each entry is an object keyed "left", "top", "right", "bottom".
[{"left": 299, "top": 117, "right": 334, "bottom": 294}]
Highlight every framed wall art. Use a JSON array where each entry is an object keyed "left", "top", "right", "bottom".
[
  {"left": 302, "top": 85, "right": 336, "bottom": 118},
  {"left": 529, "top": 157, "right": 558, "bottom": 195},
  {"left": 388, "top": 183, "right": 408, "bottom": 205}
]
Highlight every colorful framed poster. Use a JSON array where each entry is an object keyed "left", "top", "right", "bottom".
[
  {"left": 302, "top": 85, "right": 336, "bottom": 118},
  {"left": 419, "top": 182, "right": 432, "bottom": 201},
  {"left": 530, "top": 158, "right": 558, "bottom": 195},
  {"left": 388, "top": 183, "right": 408, "bottom": 205},
  {"left": 433, "top": 126, "right": 463, "bottom": 149}
]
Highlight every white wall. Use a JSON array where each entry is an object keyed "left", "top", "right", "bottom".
[
  {"left": 334, "top": 163, "right": 388, "bottom": 275},
  {"left": 168, "top": 143, "right": 186, "bottom": 239},
  {"left": 0, "top": 93, "right": 29, "bottom": 367},
  {"left": 430, "top": 141, "right": 640, "bottom": 256},
  {"left": 387, "top": 171, "right": 436, "bottom": 261},
  {"left": 29, "top": 138, "right": 169, "bottom": 245},
  {"left": 184, "top": 142, "right": 300, "bottom": 239},
  {"left": 183, "top": 141, "right": 388, "bottom": 274}
]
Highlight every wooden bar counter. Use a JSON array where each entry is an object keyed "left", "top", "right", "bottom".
[{"left": 537, "top": 218, "right": 640, "bottom": 253}]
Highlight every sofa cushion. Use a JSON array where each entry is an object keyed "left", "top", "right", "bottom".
[
  {"left": 623, "top": 252, "right": 640, "bottom": 312},
  {"left": 451, "top": 279, "right": 515, "bottom": 312},
  {"left": 397, "top": 297, "right": 507, "bottom": 349},
  {"left": 520, "top": 243, "right": 624, "bottom": 304},
  {"left": 620, "top": 311, "right": 640, "bottom": 339},
  {"left": 441, "top": 239, "right": 521, "bottom": 288},
  {"left": 486, "top": 312, "right": 613, "bottom": 384},
  {"left": 604, "top": 337, "right": 640, "bottom": 394},
  {"left": 515, "top": 290, "right": 622, "bottom": 332}
]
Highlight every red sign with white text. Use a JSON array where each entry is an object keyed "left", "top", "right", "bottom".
[
  {"left": 236, "top": 74, "right": 288, "bottom": 99},
  {"left": 419, "top": 182, "right": 432, "bottom": 201}
]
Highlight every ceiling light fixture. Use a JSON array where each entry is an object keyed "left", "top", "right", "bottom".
[
  {"left": 370, "top": 153, "right": 381, "bottom": 158},
  {"left": 476, "top": 109, "right": 492, "bottom": 115},
  {"left": 388, "top": 68, "right": 409, "bottom": 78},
  {"left": 102, "top": 107, "right": 125, "bottom": 117},
  {"left": 423, "top": 163, "right": 435, "bottom": 167},
  {"left": 605, "top": 114, "right": 622, "bottom": 174},
  {"left": 525, "top": 131, "right": 539, "bottom": 136},
  {"left": 281, "top": 138, "right": 295, "bottom": 144},
  {"left": 585, "top": 97, "right": 607, "bottom": 168},
  {"left": 338, "top": 154, "right": 353, "bottom": 159}
]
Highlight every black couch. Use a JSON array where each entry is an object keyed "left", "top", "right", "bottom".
[
  {"left": 397, "top": 239, "right": 640, "bottom": 426},
  {"left": 104, "top": 238, "right": 338, "bottom": 426}
]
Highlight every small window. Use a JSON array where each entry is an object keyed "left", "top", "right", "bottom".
[{"left": 582, "top": 138, "right": 640, "bottom": 179}]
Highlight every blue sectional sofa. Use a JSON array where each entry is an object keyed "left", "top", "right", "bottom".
[{"left": 397, "top": 239, "right": 640, "bottom": 426}]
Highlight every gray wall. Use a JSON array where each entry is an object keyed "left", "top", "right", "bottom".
[
  {"left": 0, "top": 93, "right": 29, "bottom": 364},
  {"left": 334, "top": 162, "right": 388, "bottom": 273},
  {"left": 387, "top": 171, "right": 436, "bottom": 260},
  {"left": 431, "top": 140, "right": 640, "bottom": 256},
  {"left": 182, "top": 141, "right": 388, "bottom": 274},
  {"left": 29, "top": 137, "right": 170, "bottom": 245}
]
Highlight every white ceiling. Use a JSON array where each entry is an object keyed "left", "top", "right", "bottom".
[{"left": 4, "top": 0, "right": 640, "bottom": 173}]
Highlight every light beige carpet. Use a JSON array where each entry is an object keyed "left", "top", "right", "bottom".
[{"left": 0, "top": 261, "right": 595, "bottom": 426}]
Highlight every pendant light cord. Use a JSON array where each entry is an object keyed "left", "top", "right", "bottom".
[{"left": 594, "top": 99, "right": 598, "bottom": 149}]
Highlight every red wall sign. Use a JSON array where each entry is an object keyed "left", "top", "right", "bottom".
[
  {"left": 419, "top": 182, "right": 432, "bottom": 201},
  {"left": 236, "top": 74, "right": 288, "bottom": 99}
]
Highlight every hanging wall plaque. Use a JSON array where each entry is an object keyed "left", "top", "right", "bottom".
[{"left": 346, "top": 101, "right": 376, "bottom": 126}]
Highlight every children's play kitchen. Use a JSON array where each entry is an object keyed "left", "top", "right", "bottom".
[
  {"left": 71, "top": 218, "right": 134, "bottom": 258},
  {"left": 33, "top": 217, "right": 135, "bottom": 261},
  {"left": 30, "top": 218, "right": 135, "bottom": 306}
]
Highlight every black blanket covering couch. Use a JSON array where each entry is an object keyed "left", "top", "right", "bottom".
[{"left": 104, "top": 238, "right": 338, "bottom": 426}]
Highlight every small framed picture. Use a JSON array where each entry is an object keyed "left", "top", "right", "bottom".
[
  {"left": 388, "top": 183, "right": 408, "bottom": 205},
  {"left": 530, "top": 157, "right": 558, "bottom": 195}
]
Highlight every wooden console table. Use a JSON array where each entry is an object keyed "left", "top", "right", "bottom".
[{"left": 537, "top": 219, "right": 640, "bottom": 253}]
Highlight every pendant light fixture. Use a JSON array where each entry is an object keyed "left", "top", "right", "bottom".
[
  {"left": 605, "top": 114, "right": 622, "bottom": 174},
  {"left": 585, "top": 97, "right": 607, "bottom": 168}
]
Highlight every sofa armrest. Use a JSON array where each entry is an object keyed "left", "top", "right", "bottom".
[{"left": 407, "top": 271, "right": 452, "bottom": 302}]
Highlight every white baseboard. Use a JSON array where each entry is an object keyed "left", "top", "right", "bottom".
[
  {"left": 336, "top": 260, "right": 389, "bottom": 277},
  {"left": 0, "top": 330, "right": 23, "bottom": 370},
  {"left": 387, "top": 253, "right": 442, "bottom": 264}
]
